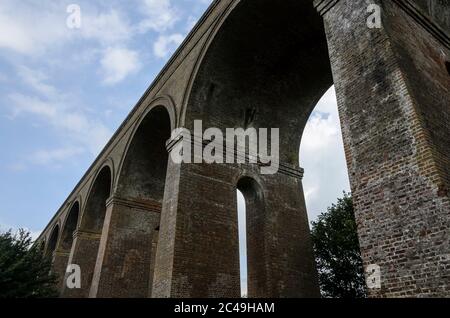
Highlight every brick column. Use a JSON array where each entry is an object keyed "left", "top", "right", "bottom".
[
  {"left": 315, "top": 0, "right": 450, "bottom": 297},
  {"left": 254, "top": 168, "right": 319, "bottom": 298},
  {"left": 51, "top": 249, "right": 70, "bottom": 290},
  {"left": 89, "top": 196, "right": 161, "bottom": 298},
  {"left": 151, "top": 135, "right": 319, "bottom": 297},
  {"left": 151, "top": 151, "right": 241, "bottom": 298},
  {"left": 148, "top": 229, "right": 159, "bottom": 297},
  {"left": 60, "top": 230, "right": 102, "bottom": 298}
]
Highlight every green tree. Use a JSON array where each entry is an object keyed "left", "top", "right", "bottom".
[
  {"left": 310, "top": 192, "right": 367, "bottom": 298},
  {"left": 0, "top": 229, "right": 58, "bottom": 298}
]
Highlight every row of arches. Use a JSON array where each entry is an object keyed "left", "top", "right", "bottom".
[
  {"left": 40, "top": 105, "right": 174, "bottom": 297},
  {"left": 41, "top": 101, "right": 297, "bottom": 298},
  {"left": 40, "top": 0, "right": 346, "bottom": 298},
  {"left": 44, "top": 202, "right": 79, "bottom": 259}
]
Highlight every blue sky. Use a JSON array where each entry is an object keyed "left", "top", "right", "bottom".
[
  {"left": 0, "top": 0, "right": 350, "bottom": 295},
  {"left": 0, "top": 0, "right": 212, "bottom": 235}
]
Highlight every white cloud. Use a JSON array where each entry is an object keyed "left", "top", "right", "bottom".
[
  {"left": 0, "top": 1, "right": 72, "bottom": 55},
  {"left": 153, "top": 33, "right": 184, "bottom": 58},
  {"left": 0, "top": 222, "right": 42, "bottom": 241},
  {"left": 300, "top": 87, "right": 351, "bottom": 222},
  {"left": 16, "top": 66, "right": 58, "bottom": 98},
  {"left": 9, "top": 66, "right": 113, "bottom": 159},
  {"left": 0, "top": 2, "right": 135, "bottom": 56},
  {"left": 9, "top": 92, "right": 112, "bottom": 156},
  {"left": 100, "top": 47, "right": 141, "bottom": 85},
  {"left": 9, "top": 93, "right": 57, "bottom": 119},
  {"left": 81, "top": 9, "right": 133, "bottom": 44},
  {"left": 0, "top": 2, "right": 140, "bottom": 85},
  {"left": 139, "top": 0, "right": 180, "bottom": 33},
  {"left": 30, "top": 147, "right": 85, "bottom": 166}
]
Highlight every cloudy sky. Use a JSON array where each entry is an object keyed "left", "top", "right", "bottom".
[{"left": 0, "top": 0, "right": 350, "bottom": 294}]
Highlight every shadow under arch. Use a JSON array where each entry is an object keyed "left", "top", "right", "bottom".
[
  {"left": 90, "top": 105, "right": 172, "bottom": 298},
  {"left": 174, "top": 0, "right": 332, "bottom": 297},
  {"left": 60, "top": 201, "right": 80, "bottom": 252},
  {"left": 116, "top": 105, "right": 172, "bottom": 202},
  {"left": 46, "top": 224, "right": 60, "bottom": 259},
  {"left": 39, "top": 240, "right": 46, "bottom": 253},
  {"left": 115, "top": 96, "right": 177, "bottom": 183},
  {"left": 183, "top": 0, "right": 333, "bottom": 167},
  {"left": 80, "top": 165, "right": 112, "bottom": 233},
  {"left": 51, "top": 201, "right": 81, "bottom": 290},
  {"left": 61, "top": 165, "right": 112, "bottom": 298}
]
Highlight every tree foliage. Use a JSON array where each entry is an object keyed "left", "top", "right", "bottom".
[
  {"left": 0, "top": 229, "right": 58, "bottom": 298},
  {"left": 310, "top": 193, "right": 367, "bottom": 298}
]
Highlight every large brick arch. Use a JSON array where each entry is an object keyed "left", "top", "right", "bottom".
[
  {"left": 61, "top": 164, "right": 112, "bottom": 297},
  {"left": 37, "top": 0, "right": 449, "bottom": 298},
  {"left": 51, "top": 200, "right": 81, "bottom": 290},
  {"left": 46, "top": 223, "right": 60, "bottom": 258},
  {"left": 158, "top": 0, "right": 333, "bottom": 298},
  {"left": 115, "top": 97, "right": 176, "bottom": 196},
  {"left": 89, "top": 101, "right": 174, "bottom": 298},
  {"left": 183, "top": 0, "right": 333, "bottom": 164},
  {"left": 60, "top": 201, "right": 80, "bottom": 251}
]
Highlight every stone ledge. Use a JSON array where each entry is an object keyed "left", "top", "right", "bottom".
[
  {"left": 166, "top": 132, "right": 305, "bottom": 180},
  {"left": 314, "top": 0, "right": 449, "bottom": 49},
  {"left": 106, "top": 196, "right": 162, "bottom": 213},
  {"left": 73, "top": 230, "right": 102, "bottom": 240},
  {"left": 392, "top": 0, "right": 450, "bottom": 49},
  {"left": 54, "top": 250, "right": 71, "bottom": 257}
]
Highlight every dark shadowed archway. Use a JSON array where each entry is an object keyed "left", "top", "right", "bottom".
[
  {"left": 89, "top": 106, "right": 172, "bottom": 298},
  {"left": 184, "top": 0, "right": 333, "bottom": 163},
  {"left": 39, "top": 240, "right": 46, "bottom": 253},
  {"left": 46, "top": 224, "right": 59, "bottom": 258},
  {"left": 51, "top": 201, "right": 80, "bottom": 290},
  {"left": 61, "top": 166, "right": 111, "bottom": 298},
  {"left": 80, "top": 167, "right": 111, "bottom": 234},
  {"left": 61, "top": 202, "right": 80, "bottom": 252},
  {"left": 153, "top": 0, "right": 330, "bottom": 298},
  {"left": 41, "top": 0, "right": 450, "bottom": 298},
  {"left": 117, "top": 106, "right": 171, "bottom": 201}
]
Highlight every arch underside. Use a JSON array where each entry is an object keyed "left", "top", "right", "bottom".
[
  {"left": 81, "top": 166, "right": 111, "bottom": 233},
  {"left": 39, "top": 0, "right": 450, "bottom": 298},
  {"left": 60, "top": 202, "right": 79, "bottom": 251},
  {"left": 117, "top": 106, "right": 171, "bottom": 202},
  {"left": 186, "top": 0, "right": 333, "bottom": 165},
  {"left": 159, "top": 0, "right": 334, "bottom": 297},
  {"left": 47, "top": 225, "right": 59, "bottom": 257},
  {"left": 88, "top": 106, "right": 171, "bottom": 298}
]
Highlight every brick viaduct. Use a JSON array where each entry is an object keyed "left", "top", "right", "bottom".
[{"left": 36, "top": 0, "right": 449, "bottom": 298}]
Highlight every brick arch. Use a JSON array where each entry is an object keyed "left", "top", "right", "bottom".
[
  {"left": 114, "top": 96, "right": 176, "bottom": 195},
  {"left": 166, "top": 0, "right": 330, "bottom": 297},
  {"left": 50, "top": 200, "right": 82, "bottom": 290},
  {"left": 40, "top": 0, "right": 450, "bottom": 298},
  {"left": 46, "top": 223, "right": 60, "bottom": 258},
  {"left": 181, "top": 0, "right": 333, "bottom": 165},
  {"left": 79, "top": 163, "right": 113, "bottom": 233},
  {"left": 61, "top": 164, "right": 113, "bottom": 298},
  {"left": 60, "top": 200, "right": 80, "bottom": 252},
  {"left": 89, "top": 101, "right": 173, "bottom": 298}
]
